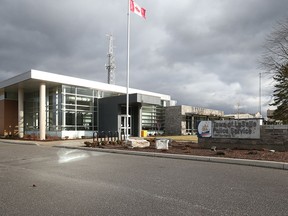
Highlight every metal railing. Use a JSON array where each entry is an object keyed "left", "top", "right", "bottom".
[{"left": 92, "top": 131, "right": 123, "bottom": 143}]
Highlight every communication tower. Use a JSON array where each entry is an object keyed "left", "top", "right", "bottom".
[{"left": 105, "top": 34, "right": 116, "bottom": 84}]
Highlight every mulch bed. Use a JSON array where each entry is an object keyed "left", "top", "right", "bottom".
[{"left": 84, "top": 140, "right": 288, "bottom": 163}]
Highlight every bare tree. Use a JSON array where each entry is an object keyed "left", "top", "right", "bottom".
[
  {"left": 261, "top": 20, "right": 288, "bottom": 74},
  {"left": 260, "top": 19, "right": 288, "bottom": 123}
]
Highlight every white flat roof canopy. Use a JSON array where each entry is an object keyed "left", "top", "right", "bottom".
[{"left": 0, "top": 69, "right": 171, "bottom": 101}]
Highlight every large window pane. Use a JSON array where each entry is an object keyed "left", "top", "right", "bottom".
[
  {"left": 61, "top": 85, "right": 98, "bottom": 131},
  {"left": 64, "top": 86, "right": 75, "bottom": 94},
  {"left": 77, "top": 87, "right": 93, "bottom": 96}
]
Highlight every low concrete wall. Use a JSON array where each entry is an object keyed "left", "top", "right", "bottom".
[{"left": 199, "top": 125, "right": 288, "bottom": 151}]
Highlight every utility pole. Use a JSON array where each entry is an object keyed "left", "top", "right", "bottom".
[
  {"left": 237, "top": 102, "right": 240, "bottom": 120},
  {"left": 259, "top": 72, "right": 262, "bottom": 117},
  {"left": 105, "top": 34, "right": 116, "bottom": 84}
]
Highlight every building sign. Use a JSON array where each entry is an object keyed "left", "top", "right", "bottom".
[
  {"left": 197, "top": 121, "right": 212, "bottom": 138},
  {"left": 212, "top": 120, "right": 260, "bottom": 139}
]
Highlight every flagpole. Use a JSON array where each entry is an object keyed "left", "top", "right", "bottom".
[{"left": 126, "top": 0, "right": 131, "bottom": 141}]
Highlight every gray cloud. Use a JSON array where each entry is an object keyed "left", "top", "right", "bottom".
[{"left": 0, "top": 0, "right": 287, "bottom": 116}]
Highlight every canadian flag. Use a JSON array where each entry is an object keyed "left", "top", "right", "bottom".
[{"left": 130, "top": 0, "right": 146, "bottom": 19}]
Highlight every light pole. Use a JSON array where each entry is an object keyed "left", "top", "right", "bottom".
[{"left": 259, "top": 72, "right": 262, "bottom": 117}]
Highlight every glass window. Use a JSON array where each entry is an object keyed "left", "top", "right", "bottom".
[
  {"left": 141, "top": 105, "right": 164, "bottom": 131},
  {"left": 64, "top": 86, "right": 75, "bottom": 94},
  {"left": 66, "top": 95, "right": 76, "bottom": 104},
  {"left": 66, "top": 112, "right": 75, "bottom": 125},
  {"left": 60, "top": 85, "right": 98, "bottom": 131},
  {"left": 24, "top": 85, "right": 98, "bottom": 132},
  {"left": 77, "top": 87, "right": 93, "bottom": 96},
  {"left": 186, "top": 116, "right": 192, "bottom": 134},
  {"left": 24, "top": 92, "right": 40, "bottom": 131}
]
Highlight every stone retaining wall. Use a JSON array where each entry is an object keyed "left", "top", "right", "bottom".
[{"left": 198, "top": 125, "right": 288, "bottom": 151}]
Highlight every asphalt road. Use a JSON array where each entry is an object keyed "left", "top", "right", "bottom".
[{"left": 0, "top": 142, "right": 287, "bottom": 216}]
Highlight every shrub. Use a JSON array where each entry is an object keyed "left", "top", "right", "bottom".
[
  {"left": 216, "top": 151, "right": 225, "bottom": 155},
  {"left": 84, "top": 141, "right": 91, "bottom": 147},
  {"left": 101, "top": 140, "right": 108, "bottom": 146}
]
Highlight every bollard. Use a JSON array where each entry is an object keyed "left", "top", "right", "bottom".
[
  {"left": 108, "top": 131, "right": 112, "bottom": 142},
  {"left": 93, "top": 131, "right": 98, "bottom": 143},
  {"left": 113, "top": 131, "right": 117, "bottom": 142},
  {"left": 101, "top": 131, "right": 105, "bottom": 142}
]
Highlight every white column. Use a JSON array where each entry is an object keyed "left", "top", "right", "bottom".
[
  {"left": 62, "top": 87, "right": 66, "bottom": 130},
  {"left": 39, "top": 83, "right": 46, "bottom": 140},
  {"left": 18, "top": 87, "right": 24, "bottom": 138},
  {"left": 55, "top": 90, "right": 59, "bottom": 130}
]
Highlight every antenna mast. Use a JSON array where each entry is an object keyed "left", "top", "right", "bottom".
[{"left": 105, "top": 34, "right": 116, "bottom": 84}]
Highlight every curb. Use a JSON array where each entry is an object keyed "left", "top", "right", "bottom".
[
  {"left": 1, "top": 140, "right": 287, "bottom": 170},
  {"left": 0, "top": 140, "right": 37, "bottom": 146},
  {"left": 54, "top": 145, "right": 288, "bottom": 170}
]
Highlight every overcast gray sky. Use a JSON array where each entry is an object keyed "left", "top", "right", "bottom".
[{"left": 0, "top": 0, "right": 287, "bottom": 116}]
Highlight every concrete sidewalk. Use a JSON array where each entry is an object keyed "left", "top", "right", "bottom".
[
  {"left": 0, "top": 138, "right": 90, "bottom": 147},
  {"left": 1, "top": 139, "right": 288, "bottom": 170}
]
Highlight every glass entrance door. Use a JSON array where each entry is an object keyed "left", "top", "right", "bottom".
[{"left": 119, "top": 115, "right": 131, "bottom": 139}]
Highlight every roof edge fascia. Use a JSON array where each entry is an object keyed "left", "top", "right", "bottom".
[
  {"left": 30, "top": 69, "right": 128, "bottom": 93},
  {"left": 0, "top": 70, "right": 32, "bottom": 89},
  {"left": 31, "top": 70, "right": 171, "bottom": 100},
  {"left": 0, "top": 69, "right": 171, "bottom": 101}
]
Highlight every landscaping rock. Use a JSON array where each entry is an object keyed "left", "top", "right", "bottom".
[{"left": 127, "top": 138, "right": 150, "bottom": 148}]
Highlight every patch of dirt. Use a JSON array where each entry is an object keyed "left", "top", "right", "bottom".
[{"left": 84, "top": 140, "right": 288, "bottom": 163}]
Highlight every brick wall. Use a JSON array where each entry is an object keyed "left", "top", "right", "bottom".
[
  {"left": 0, "top": 100, "right": 18, "bottom": 136},
  {"left": 165, "top": 106, "right": 182, "bottom": 135},
  {"left": 199, "top": 125, "right": 288, "bottom": 151},
  {"left": 0, "top": 100, "right": 4, "bottom": 135},
  {"left": 165, "top": 105, "right": 224, "bottom": 135}
]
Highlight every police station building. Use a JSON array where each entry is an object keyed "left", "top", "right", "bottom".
[
  {"left": 0, "top": 70, "right": 225, "bottom": 140},
  {"left": 0, "top": 70, "right": 177, "bottom": 139}
]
